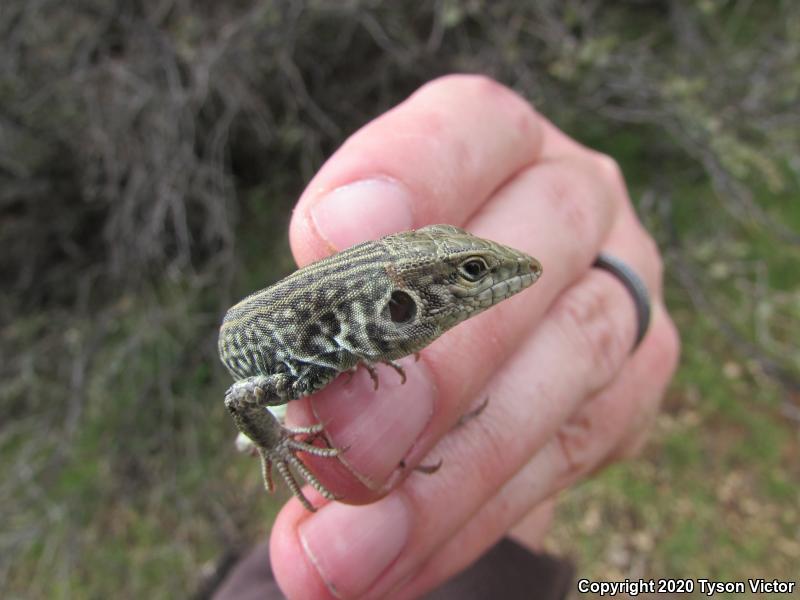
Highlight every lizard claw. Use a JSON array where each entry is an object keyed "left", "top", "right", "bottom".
[
  {"left": 349, "top": 360, "right": 407, "bottom": 390},
  {"left": 456, "top": 396, "right": 490, "bottom": 428},
  {"left": 382, "top": 360, "right": 407, "bottom": 384},
  {"left": 363, "top": 363, "right": 380, "bottom": 390},
  {"left": 414, "top": 458, "right": 443, "bottom": 474}
]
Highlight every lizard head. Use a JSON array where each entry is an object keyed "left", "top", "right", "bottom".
[{"left": 377, "top": 224, "right": 543, "bottom": 356}]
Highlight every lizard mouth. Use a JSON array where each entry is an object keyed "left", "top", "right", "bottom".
[
  {"left": 498, "top": 254, "right": 542, "bottom": 291},
  {"left": 473, "top": 258, "right": 542, "bottom": 307},
  {"left": 488, "top": 271, "right": 535, "bottom": 302}
]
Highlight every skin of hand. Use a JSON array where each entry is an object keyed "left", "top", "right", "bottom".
[{"left": 266, "top": 75, "right": 681, "bottom": 599}]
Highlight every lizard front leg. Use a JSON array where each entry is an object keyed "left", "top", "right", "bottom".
[{"left": 224, "top": 375, "right": 341, "bottom": 512}]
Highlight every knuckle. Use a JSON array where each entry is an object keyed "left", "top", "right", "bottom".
[
  {"left": 553, "top": 414, "right": 595, "bottom": 485},
  {"left": 418, "top": 73, "right": 502, "bottom": 98},
  {"left": 592, "top": 152, "right": 628, "bottom": 200},
  {"left": 555, "top": 279, "right": 631, "bottom": 384},
  {"left": 436, "top": 73, "right": 507, "bottom": 96},
  {"left": 408, "top": 75, "right": 543, "bottom": 159},
  {"left": 642, "top": 231, "right": 665, "bottom": 287},
  {"left": 639, "top": 228, "right": 660, "bottom": 263},
  {"left": 621, "top": 221, "right": 665, "bottom": 294},
  {"left": 419, "top": 73, "right": 535, "bottom": 117},
  {"left": 594, "top": 152, "right": 623, "bottom": 183},
  {"left": 649, "top": 310, "right": 681, "bottom": 378}
]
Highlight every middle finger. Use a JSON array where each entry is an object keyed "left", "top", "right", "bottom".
[{"left": 293, "top": 154, "right": 621, "bottom": 502}]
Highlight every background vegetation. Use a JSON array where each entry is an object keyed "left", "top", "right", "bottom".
[{"left": 2, "top": 1, "right": 798, "bottom": 597}]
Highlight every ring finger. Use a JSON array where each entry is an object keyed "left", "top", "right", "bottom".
[{"left": 397, "top": 305, "right": 679, "bottom": 599}]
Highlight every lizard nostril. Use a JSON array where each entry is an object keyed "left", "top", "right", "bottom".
[{"left": 526, "top": 256, "right": 542, "bottom": 277}]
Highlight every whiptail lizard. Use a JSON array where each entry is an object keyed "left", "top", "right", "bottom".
[{"left": 218, "top": 224, "right": 542, "bottom": 511}]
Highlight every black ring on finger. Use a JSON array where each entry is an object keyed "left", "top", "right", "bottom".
[{"left": 593, "top": 252, "right": 651, "bottom": 352}]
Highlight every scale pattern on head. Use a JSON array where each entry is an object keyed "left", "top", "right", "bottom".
[
  {"left": 375, "top": 224, "right": 541, "bottom": 356},
  {"left": 217, "top": 224, "right": 542, "bottom": 389}
]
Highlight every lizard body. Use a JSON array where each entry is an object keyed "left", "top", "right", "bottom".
[{"left": 218, "top": 224, "right": 542, "bottom": 511}]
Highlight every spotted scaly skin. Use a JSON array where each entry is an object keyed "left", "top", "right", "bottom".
[{"left": 218, "top": 224, "right": 543, "bottom": 511}]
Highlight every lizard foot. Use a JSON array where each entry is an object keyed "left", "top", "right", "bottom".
[
  {"left": 225, "top": 381, "right": 343, "bottom": 512},
  {"left": 258, "top": 422, "right": 343, "bottom": 512}
]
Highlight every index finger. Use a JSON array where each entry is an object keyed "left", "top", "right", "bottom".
[{"left": 290, "top": 74, "right": 555, "bottom": 263}]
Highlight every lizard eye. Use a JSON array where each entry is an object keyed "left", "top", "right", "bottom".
[
  {"left": 459, "top": 258, "right": 489, "bottom": 282},
  {"left": 388, "top": 290, "right": 416, "bottom": 323}
]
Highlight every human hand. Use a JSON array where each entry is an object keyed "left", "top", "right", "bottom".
[{"left": 269, "top": 75, "right": 680, "bottom": 599}]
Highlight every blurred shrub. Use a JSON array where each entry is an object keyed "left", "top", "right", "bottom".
[
  {"left": 1, "top": 1, "right": 797, "bottom": 303},
  {"left": 1, "top": 0, "right": 798, "bottom": 596}
]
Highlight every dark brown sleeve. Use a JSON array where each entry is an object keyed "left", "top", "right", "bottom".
[
  {"left": 213, "top": 537, "right": 573, "bottom": 600},
  {"left": 423, "top": 538, "right": 573, "bottom": 600},
  {"left": 212, "top": 543, "right": 281, "bottom": 600}
]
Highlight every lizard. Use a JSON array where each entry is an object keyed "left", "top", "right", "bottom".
[{"left": 218, "top": 224, "right": 543, "bottom": 511}]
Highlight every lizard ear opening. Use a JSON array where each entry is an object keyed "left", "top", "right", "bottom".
[{"left": 388, "top": 290, "right": 416, "bottom": 323}]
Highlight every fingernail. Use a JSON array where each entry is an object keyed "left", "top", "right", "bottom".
[
  {"left": 300, "top": 494, "right": 411, "bottom": 598},
  {"left": 310, "top": 178, "right": 415, "bottom": 249},
  {"left": 311, "top": 360, "right": 436, "bottom": 488}
]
